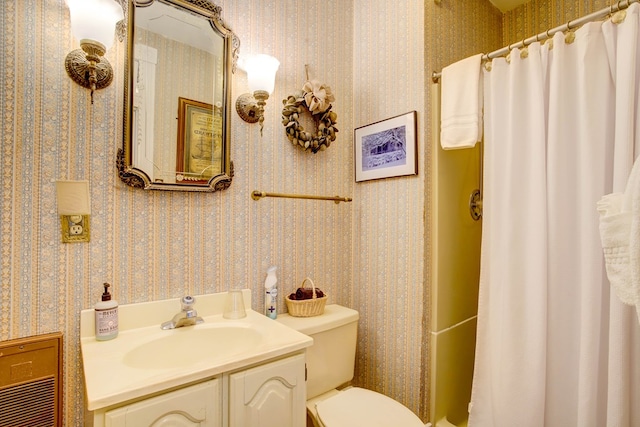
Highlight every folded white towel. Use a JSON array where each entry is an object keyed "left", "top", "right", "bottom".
[
  {"left": 598, "top": 157, "right": 640, "bottom": 323},
  {"left": 440, "top": 53, "right": 483, "bottom": 150}
]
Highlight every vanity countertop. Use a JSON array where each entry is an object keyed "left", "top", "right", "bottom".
[{"left": 80, "top": 291, "right": 313, "bottom": 411}]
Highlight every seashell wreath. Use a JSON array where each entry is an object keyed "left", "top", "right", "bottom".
[{"left": 282, "top": 80, "right": 338, "bottom": 153}]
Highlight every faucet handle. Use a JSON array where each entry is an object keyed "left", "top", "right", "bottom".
[{"left": 180, "top": 295, "right": 195, "bottom": 310}]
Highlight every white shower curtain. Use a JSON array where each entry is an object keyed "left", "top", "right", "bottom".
[{"left": 469, "top": 4, "right": 640, "bottom": 427}]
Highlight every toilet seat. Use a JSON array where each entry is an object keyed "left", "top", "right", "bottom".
[{"left": 315, "top": 387, "right": 424, "bottom": 427}]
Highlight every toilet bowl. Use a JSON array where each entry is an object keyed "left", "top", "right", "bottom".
[
  {"left": 311, "top": 387, "right": 424, "bottom": 427},
  {"left": 277, "top": 304, "right": 424, "bottom": 427}
]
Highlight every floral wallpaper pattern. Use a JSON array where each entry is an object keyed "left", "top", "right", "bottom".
[
  {"left": 0, "top": 0, "right": 609, "bottom": 424},
  {"left": 1, "top": 0, "right": 353, "bottom": 424}
]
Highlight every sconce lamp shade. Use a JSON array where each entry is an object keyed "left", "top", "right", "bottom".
[
  {"left": 65, "top": 0, "right": 124, "bottom": 50},
  {"left": 56, "top": 180, "right": 91, "bottom": 215},
  {"left": 236, "top": 54, "right": 279, "bottom": 135},
  {"left": 245, "top": 54, "right": 280, "bottom": 95}
]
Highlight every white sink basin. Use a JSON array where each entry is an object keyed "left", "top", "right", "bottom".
[
  {"left": 123, "top": 324, "right": 262, "bottom": 369},
  {"left": 80, "top": 292, "right": 313, "bottom": 411}
]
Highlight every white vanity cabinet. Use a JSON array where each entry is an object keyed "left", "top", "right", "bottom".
[
  {"left": 229, "top": 353, "right": 306, "bottom": 427},
  {"left": 91, "top": 353, "right": 306, "bottom": 427},
  {"left": 80, "top": 294, "right": 313, "bottom": 427},
  {"left": 102, "top": 378, "right": 221, "bottom": 427}
]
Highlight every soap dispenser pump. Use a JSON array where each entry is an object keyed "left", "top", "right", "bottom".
[
  {"left": 264, "top": 266, "right": 278, "bottom": 319},
  {"left": 95, "top": 282, "right": 118, "bottom": 341}
]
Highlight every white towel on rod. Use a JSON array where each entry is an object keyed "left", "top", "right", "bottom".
[
  {"left": 440, "top": 53, "right": 483, "bottom": 150},
  {"left": 598, "top": 155, "right": 640, "bottom": 323}
]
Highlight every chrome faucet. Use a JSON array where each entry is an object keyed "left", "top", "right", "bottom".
[{"left": 161, "top": 296, "right": 204, "bottom": 330}]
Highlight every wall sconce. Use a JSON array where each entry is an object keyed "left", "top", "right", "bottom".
[
  {"left": 235, "top": 54, "right": 280, "bottom": 135},
  {"left": 64, "top": 0, "right": 124, "bottom": 104},
  {"left": 55, "top": 180, "right": 91, "bottom": 243}
]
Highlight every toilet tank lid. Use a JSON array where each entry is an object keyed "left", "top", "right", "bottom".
[{"left": 277, "top": 304, "right": 359, "bottom": 335}]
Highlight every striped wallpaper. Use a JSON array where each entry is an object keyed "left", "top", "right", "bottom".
[
  {"left": 0, "top": 0, "right": 609, "bottom": 424},
  {"left": 502, "top": 0, "right": 610, "bottom": 45},
  {"left": 351, "top": 0, "right": 427, "bottom": 416},
  {"left": 2, "top": 1, "right": 354, "bottom": 424}
]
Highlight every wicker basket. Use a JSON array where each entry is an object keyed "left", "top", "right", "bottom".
[{"left": 285, "top": 277, "right": 327, "bottom": 317}]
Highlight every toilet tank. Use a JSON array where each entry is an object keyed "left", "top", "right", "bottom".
[{"left": 277, "top": 304, "right": 359, "bottom": 399}]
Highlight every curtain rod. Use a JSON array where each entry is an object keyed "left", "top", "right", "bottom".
[
  {"left": 432, "top": 0, "right": 638, "bottom": 83},
  {"left": 251, "top": 190, "right": 352, "bottom": 204}
]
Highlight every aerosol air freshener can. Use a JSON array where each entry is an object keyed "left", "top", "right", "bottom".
[{"left": 264, "top": 266, "right": 278, "bottom": 319}]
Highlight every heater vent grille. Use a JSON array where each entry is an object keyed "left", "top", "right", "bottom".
[
  {"left": 0, "top": 332, "right": 63, "bottom": 427},
  {"left": 0, "top": 377, "right": 56, "bottom": 426}
]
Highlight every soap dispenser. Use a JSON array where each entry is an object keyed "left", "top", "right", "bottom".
[
  {"left": 264, "top": 266, "right": 278, "bottom": 319},
  {"left": 95, "top": 282, "right": 118, "bottom": 341}
]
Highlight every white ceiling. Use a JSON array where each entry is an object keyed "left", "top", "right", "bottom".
[{"left": 489, "top": 0, "right": 529, "bottom": 12}]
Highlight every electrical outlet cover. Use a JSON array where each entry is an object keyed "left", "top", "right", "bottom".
[{"left": 60, "top": 215, "right": 90, "bottom": 243}]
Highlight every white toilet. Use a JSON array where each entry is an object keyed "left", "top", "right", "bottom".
[{"left": 277, "top": 304, "right": 424, "bottom": 427}]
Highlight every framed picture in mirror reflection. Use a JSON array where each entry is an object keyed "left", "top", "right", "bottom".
[{"left": 176, "top": 97, "right": 223, "bottom": 185}]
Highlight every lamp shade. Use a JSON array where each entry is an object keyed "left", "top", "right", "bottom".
[
  {"left": 65, "top": 0, "right": 124, "bottom": 50},
  {"left": 246, "top": 54, "right": 280, "bottom": 95}
]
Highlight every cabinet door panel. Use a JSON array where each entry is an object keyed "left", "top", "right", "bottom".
[
  {"left": 105, "top": 379, "right": 221, "bottom": 427},
  {"left": 229, "top": 354, "right": 306, "bottom": 427}
]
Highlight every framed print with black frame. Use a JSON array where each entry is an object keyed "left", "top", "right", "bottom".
[{"left": 354, "top": 111, "right": 417, "bottom": 182}]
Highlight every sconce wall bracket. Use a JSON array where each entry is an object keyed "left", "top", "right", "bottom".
[
  {"left": 236, "top": 90, "right": 270, "bottom": 135},
  {"left": 235, "top": 93, "right": 260, "bottom": 124},
  {"left": 65, "top": 39, "right": 114, "bottom": 103}
]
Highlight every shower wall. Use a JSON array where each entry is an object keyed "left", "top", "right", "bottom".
[
  {"left": 425, "top": 1, "right": 502, "bottom": 424},
  {"left": 428, "top": 84, "right": 483, "bottom": 426}
]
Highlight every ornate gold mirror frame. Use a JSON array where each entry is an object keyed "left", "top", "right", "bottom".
[{"left": 118, "top": 0, "right": 238, "bottom": 192}]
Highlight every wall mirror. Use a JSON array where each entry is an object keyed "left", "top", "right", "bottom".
[{"left": 118, "top": 0, "right": 238, "bottom": 192}]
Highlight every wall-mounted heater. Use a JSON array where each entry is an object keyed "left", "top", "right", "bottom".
[{"left": 0, "top": 332, "right": 63, "bottom": 427}]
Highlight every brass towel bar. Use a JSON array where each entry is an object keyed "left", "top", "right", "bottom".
[{"left": 251, "top": 191, "right": 352, "bottom": 204}]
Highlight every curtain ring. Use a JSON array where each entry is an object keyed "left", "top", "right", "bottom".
[
  {"left": 566, "top": 20, "right": 573, "bottom": 30},
  {"left": 520, "top": 40, "right": 529, "bottom": 59},
  {"left": 544, "top": 29, "right": 555, "bottom": 49}
]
